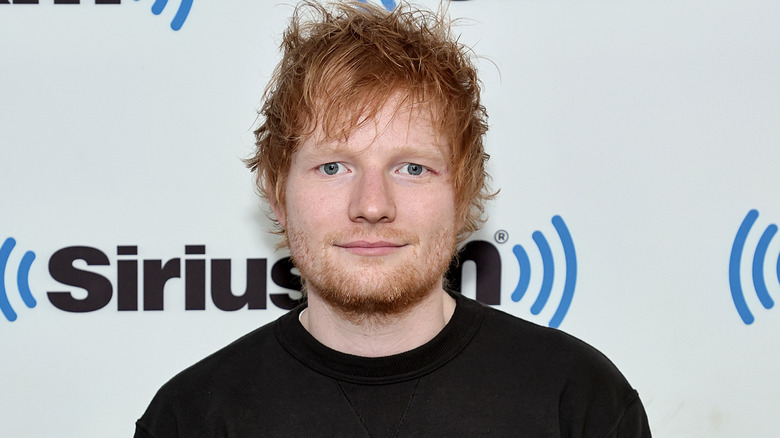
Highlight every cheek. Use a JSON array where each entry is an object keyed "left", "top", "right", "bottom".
[
  {"left": 286, "top": 186, "right": 343, "bottom": 229},
  {"left": 403, "top": 188, "right": 457, "bottom": 226}
]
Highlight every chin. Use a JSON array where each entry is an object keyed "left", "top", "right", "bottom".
[{"left": 309, "top": 262, "right": 442, "bottom": 318}]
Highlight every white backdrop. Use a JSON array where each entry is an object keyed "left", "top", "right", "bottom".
[{"left": 2, "top": 1, "right": 779, "bottom": 436}]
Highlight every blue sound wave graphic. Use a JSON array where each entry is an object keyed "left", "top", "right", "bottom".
[
  {"left": 0, "top": 237, "right": 37, "bottom": 322},
  {"left": 511, "top": 215, "right": 577, "bottom": 328},
  {"left": 136, "top": 0, "right": 193, "bottom": 31},
  {"left": 729, "top": 209, "right": 779, "bottom": 325},
  {"left": 357, "top": 0, "right": 397, "bottom": 11}
]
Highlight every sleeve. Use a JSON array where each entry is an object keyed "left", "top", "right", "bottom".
[
  {"left": 133, "top": 385, "right": 181, "bottom": 438},
  {"left": 610, "top": 393, "right": 652, "bottom": 438},
  {"left": 133, "top": 422, "right": 158, "bottom": 438},
  {"left": 552, "top": 334, "right": 652, "bottom": 438}
]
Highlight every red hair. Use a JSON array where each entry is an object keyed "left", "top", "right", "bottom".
[{"left": 246, "top": 1, "right": 492, "bottom": 246}]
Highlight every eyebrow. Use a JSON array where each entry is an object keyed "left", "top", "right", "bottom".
[
  {"left": 303, "top": 142, "right": 449, "bottom": 163},
  {"left": 393, "top": 145, "right": 449, "bottom": 163}
]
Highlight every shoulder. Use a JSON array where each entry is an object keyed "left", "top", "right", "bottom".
[
  {"left": 169, "top": 319, "right": 279, "bottom": 389},
  {"left": 460, "top": 296, "right": 650, "bottom": 436},
  {"left": 135, "top": 317, "right": 284, "bottom": 436},
  {"left": 469, "top": 297, "right": 630, "bottom": 385}
]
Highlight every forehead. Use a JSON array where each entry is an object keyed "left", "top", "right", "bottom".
[{"left": 301, "top": 97, "right": 449, "bottom": 157}]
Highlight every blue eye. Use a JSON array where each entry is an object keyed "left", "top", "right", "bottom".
[
  {"left": 400, "top": 163, "right": 426, "bottom": 176},
  {"left": 319, "top": 162, "right": 346, "bottom": 175}
]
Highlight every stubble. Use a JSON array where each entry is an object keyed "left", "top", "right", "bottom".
[{"left": 287, "top": 225, "right": 457, "bottom": 322}]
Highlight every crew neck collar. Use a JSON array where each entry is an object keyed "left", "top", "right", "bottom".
[{"left": 274, "top": 291, "right": 484, "bottom": 384}]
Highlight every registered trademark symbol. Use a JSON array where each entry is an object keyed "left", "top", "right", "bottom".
[{"left": 494, "top": 229, "right": 509, "bottom": 244}]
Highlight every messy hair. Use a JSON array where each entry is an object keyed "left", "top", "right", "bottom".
[{"left": 246, "top": 0, "right": 492, "bottom": 246}]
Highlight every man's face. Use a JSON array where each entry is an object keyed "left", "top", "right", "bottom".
[{"left": 273, "top": 100, "right": 459, "bottom": 317}]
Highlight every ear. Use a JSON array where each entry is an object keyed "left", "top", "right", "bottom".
[
  {"left": 268, "top": 192, "right": 287, "bottom": 228},
  {"left": 265, "top": 175, "right": 287, "bottom": 228}
]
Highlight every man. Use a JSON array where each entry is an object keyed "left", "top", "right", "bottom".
[{"left": 135, "top": 1, "right": 651, "bottom": 436}]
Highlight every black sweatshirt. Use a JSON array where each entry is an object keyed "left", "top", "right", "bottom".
[{"left": 135, "top": 292, "right": 651, "bottom": 437}]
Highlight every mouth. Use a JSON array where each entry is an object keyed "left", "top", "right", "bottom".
[{"left": 335, "top": 240, "right": 408, "bottom": 256}]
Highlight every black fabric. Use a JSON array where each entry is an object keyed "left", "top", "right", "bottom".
[{"left": 135, "top": 293, "right": 651, "bottom": 437}]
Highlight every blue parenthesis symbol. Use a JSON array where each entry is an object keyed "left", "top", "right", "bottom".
[
  {"left": 752, "top": 224, "right": 777, "bottom": 310},
  {"left": 729, "top": 209, "right": 758, "bottom": 324},
  {"left": 549, "top": 216, "right": 576, "bottom": 328},
  {"left": 0, "top": 238, "right": 19, "bottom": 322},
  {"left": 511, "top": 245, "right": 530, "bottom": 302},
  {"left": 546, "top": 216, "right": 577, "bottom": 328},
  {"left": 530, "top": 231, "right": 553, "bottom": 315},
  {"left": 18, "top": 251, "right": 37, "bottom": 309}
]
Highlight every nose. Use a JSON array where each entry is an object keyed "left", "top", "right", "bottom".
[{"left": 349, "top": 168, "right": 396, "bottom": 224}]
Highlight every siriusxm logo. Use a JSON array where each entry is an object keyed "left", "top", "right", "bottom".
[
  {"left": 2, "top": 216, "right": 577, "bottom": 327},
  {"left": 729, "top": 209, "right": 779, "bottom": 325},
  {"left": 447, "top": 215, "right": 578, "bottom": 328},
  {"left": 0, "top": 0, "right": 194, "bottom": 31}
]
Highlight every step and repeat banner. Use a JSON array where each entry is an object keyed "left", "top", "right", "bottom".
[{"left": 2, "top": 0, "right": 779, "bottom": 436}]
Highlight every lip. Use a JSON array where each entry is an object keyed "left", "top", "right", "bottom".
[{"left": 336, "top": 240, "right": 407, "bottom": 256}]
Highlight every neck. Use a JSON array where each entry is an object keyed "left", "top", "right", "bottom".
[{"left": 300, "top": 285, "right": 457, "bottom": 357}]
